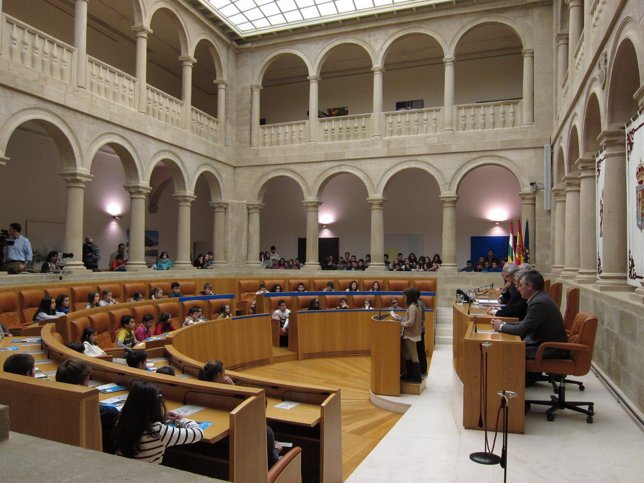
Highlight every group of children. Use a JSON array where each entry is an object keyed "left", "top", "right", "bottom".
[{"left": 2, "top": 350, "right": 252, "bottom": 465}]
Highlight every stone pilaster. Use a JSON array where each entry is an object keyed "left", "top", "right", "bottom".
[
  {"left": 561, "top": 175, "right": 581, "bottom": 278},
  {"left": 439, "top": 194, "right": 458, "bottom": 271},
  {"left": 442, "top": 56, "right": 455, "bottom": 133},
  {"left": 246, "top": 202, "right": 264, "bottom": 266},
  {"left": 551, "top": 187, "right": 566, "bottom": 275},
  {"left": 209, "top": 201, "right": 228, "bottom": 265},
  {"left": 172, "top": 193, "right": 196, "bottom": 269},
  {"left": 124, "top": 184, "right": 152, "bottom": 271},
  {"left": 302, "top": 199, "right": 322, "bottom": 270},
  {"left": 367, "top": 197, "right": 386, "bottom": 270},
  {"left": 575, "top": 156, "right": 597, "bottom": 283}
]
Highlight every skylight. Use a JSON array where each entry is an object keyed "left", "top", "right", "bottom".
[{"left": 198, "top": 0, "right": 447, "bottom": 37}]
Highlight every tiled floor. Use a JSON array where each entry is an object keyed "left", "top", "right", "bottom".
[{"left": 347, "top": 344, "right": 643, "bottom": 483}]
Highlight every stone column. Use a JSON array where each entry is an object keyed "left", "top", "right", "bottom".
[
  {"left": 308, "top": 75, "right": 320, "bottom": 142},
  {"left": 124, "top": 184, "right": 151, "bottom": 271},
  {"left": 371, "top": 67, "right": 384, "bottom": 138},
  {"left": 73, "top": 0, "right": 88, "bottom": 88},
  {"left": 596, "top": 127, "right": 629, "bottom": 289},
  {"left": 556, "top": 33, "right": 569, "bottom": 90},
  {"left": 215, "top": 80, "right": 227, "bottom": 144},
  {"left": 209, "top": 201, "right": 228, "bottom": 265},
  {"left": 519, "top": 191, "right": 536, "bottom": 264},
  {"left": 521, "top": 49, "right": 534, "bottom": 126},
  {"left": 575, "top": 156, "right": 597, "bottom": 283},
  {"left": 59, "top": 169, "right": 93, "bottom": 272},
  {"left": 551, "top": 187, "right": 566, "bottom": 275},
  {"left": 133, "top": 25, "right": 152, "bottom": 113},
  {"left": 367, "top": 197, "right": 386, "bottom": 271},
  {"left": 568, "top": 0, "right": 583, "bottom": 74},
  {"left": 250, "top": 85, "right": 262, "bottom": 147},
  {"left": 0, "top": 0, "right": 4, "bottom": 56},
  {"left": 302, "top": 200, "right": 322, "bottom": 270},
  {"left": 440, "top": 194, "right": 458, "bottom": 270},
  {"left": 180, "top": 56, "right": 196, "bottom": 130},
  {"left": 246, "top": 203, "right": 264, "bottom": 266},
  {"left": 561, "top": 175, "right": 581, "bottom": 278},
  {"left": 443, "top": 56, "right": 455, "bottom": 132},
  {"left": 173, "top": 193, "right": 195, "bottom": 269}
]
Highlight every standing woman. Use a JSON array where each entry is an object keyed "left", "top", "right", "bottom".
[
  {"left": 113, "top": 381, "right": 203, "bottom": 463},
  {"left": 390, "top": 287, "right": 422, "bottom": 382}
]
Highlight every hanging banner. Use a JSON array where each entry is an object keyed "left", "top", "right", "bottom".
[
  {"left": 626, "top": 111, "right": 644, "bottom": 289},
  {"left": 595, "top": 149, "right": 605, "bottom": 275}
]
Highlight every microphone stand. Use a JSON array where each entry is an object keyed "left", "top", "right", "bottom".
[
  {"left": 469, "top": 342, "right": 501, "bottom": 465},
  {"left": 498, "top": 390, "right": 517, "bottom": 483}
]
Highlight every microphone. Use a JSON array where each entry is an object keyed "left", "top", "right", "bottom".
[{"left": 456, "top": 289, "right": 472, "bottom": 303}]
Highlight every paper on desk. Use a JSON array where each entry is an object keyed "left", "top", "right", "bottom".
[
  {"left": 274, "top": 401, "right": 300, "bottom": 410},
  {"left": 476, "top": 300, "right": 499, "bottom": 305},
  {"left": 172, "top": 405, "right": 206, "bottom": 417},
  {"left": 101, "top": 394, "right": 128, "bottom": 411},
  {"left": 34, "top": 359, "right": 53, "bottom": 365},
  {"left": 112, "top": 358, "right": 127, "bottom": 365},
  {"left": 477, "top": 329, "right": 496, "bottom": 334},
  {"left": 12, "top": 337, "right": 42, "bottom": 343},
  {"left": 0, "top": 346, "right": 19, "bottom": 351},
  {"left": 96, "top": 383, "right": 127, "bottom": 393},
  {"left": 25, "top": 350, "right": 45, "bottom": 355}
]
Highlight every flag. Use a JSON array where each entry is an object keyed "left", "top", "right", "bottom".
[
  {"left": 507, "top": 221, "right": 514, "bottom": 263},
  {"left": 516, "top": 219, "right": 524, "bottom": 265},
  {"left": 524, "top": 220, "right": 530, "bottom": 264}
]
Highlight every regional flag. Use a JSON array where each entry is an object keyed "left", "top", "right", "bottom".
[
  {"left": 508, "top": 221, "right": 515, "bottom": 263},
  {"left": 516, "top": 220, "right": 524, "bottom": 265}
]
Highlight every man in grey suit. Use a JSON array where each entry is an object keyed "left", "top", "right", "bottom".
[{"left": 491, "top": 269, "right": 567, "bottom": 360}]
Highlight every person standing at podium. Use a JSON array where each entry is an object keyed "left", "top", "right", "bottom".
[{"left": 391, "top": 287, "right": 422, "bottom": 383}]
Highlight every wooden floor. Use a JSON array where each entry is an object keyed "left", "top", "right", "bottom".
[{"left": 238, "top": 356, "right": 402, "bottom": 481}]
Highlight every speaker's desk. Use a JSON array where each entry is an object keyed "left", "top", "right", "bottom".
[{"left": 462, "top": 322, "right": 525, "bottom": 434}]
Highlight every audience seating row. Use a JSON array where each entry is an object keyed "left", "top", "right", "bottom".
[
  {"left": 58, "top": 297, "right": 234, "bottom": 349},
  {"left": 0, "top": 276, "right": 437, "bottom": 330}
]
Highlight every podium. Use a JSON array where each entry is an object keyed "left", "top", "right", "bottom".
[{"left": 370, "top": 315, "right": 401, "bottom": 396}]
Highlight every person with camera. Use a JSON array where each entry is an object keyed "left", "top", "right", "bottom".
[
  {"left": 82, "top": 236, "right": 100, "bottom": 270},
  {"left": 3, "top": 223, "right": 32, "bottom": 274}
]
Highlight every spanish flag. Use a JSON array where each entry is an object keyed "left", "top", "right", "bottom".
[{"left": 515, "top": 220, "right": 524, "bottom": 265}]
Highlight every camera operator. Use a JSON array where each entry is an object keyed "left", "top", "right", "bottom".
[
  {"left": 3, "top": 223, "right": 33, "bottom": 274},
  {"left": 82, "top": 236, "right": 100, "bottom": 271}
]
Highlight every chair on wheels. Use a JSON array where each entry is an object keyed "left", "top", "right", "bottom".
[{"left": 525, "top": 312, "right": 598, "bottom": 423}]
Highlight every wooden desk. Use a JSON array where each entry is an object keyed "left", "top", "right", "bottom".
[
  {"left": 453, "top": 302, "right": 515, "bottom": 381},
  {"left": 462, "top": 322, "right": 525, "bottom": 434},
  {"left": 266, "top": 396, "right": 321, "bottom": 427}
]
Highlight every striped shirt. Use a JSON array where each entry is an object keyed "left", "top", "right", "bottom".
[{"left": 130, "top": 419, "right": 204, "bottom": 464}]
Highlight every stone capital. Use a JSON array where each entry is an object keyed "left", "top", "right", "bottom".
[
  {"left": 247, "top": 202, "right": 265, "bottom": 213},
  {"left": 179, "top": 55, "right": 197, "bottom": 66},
  {"left": 214, "top": 79, "right": 229, "bottom": 88},
  {"left": 371, "top": 66, "right": 384, "bottom": 74},
  {"left": 575, "top": 155, "right": 595, "bottom": 174},
  {"left": 564, "top": 175, "right": 581, "bottom": 190},
  {"left": 552, "top": 186, "right": 567, "bottom": 201},
  {"left": 367, "top": 196, "right": 386, "bottom": 208},
  {"left": 519, "top": 191, "right": 537, "bottom": 204},
  {"left": 556, "top": 33, "right": 569, "bottom": 44},
  {"left": 443, "top": 55, "right": 455, "bottom": 64},
  {"left": 568, "top": 0, "right": 583, "bottom": 8},
  {"left": 59, "top": 168, "right": 94, "bottom": 186},
  {"left": 0, "top": 154, "right": 9, "bottom": 167},
  {"left": 172, "top": 192, "right": 196, "bottom": 205},
  {"left": 307, "top": 75, "right": 320, "bottom": 82},
  {"left": 124, "top": 184, "right": 152, "bottom": 197},
  {"left": 522, "top": 48, "right": 534, "bottom": 58},
  {"left": 634, "top": 84, "right": 644, "bottom": 108},
  {"left": 597, "top": 126, "right": 625, "bottom": 149},
  {"left": 131, "top": 25, "right": 153, "bottom": 37},
  {"left": 250, "top": 84, "right": 263, "bottom": 92},
  {"left": 302, "top": 199, "right": 322, "bottom": 210},
  {"left": 439, "top": 193, "right": 458, "bottom": 206},
  {"left": 209, "top": 201, "right": 229, "bottom": 211}
]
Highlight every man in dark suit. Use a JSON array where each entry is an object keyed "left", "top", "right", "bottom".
[
  {"left": 491, "top": 269, "right": 567, "bottom": 360},
  {"left": 488, "top": 266, "right": 527, "bottom": 319}
]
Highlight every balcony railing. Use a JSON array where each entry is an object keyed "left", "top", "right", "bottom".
[
  {"left": 384, "top": 107, "right": 442, "bottom": 137},
  {"left": 3, "top": 14, "right": 73, "bottom": 84},
  {"left": 87, "top": 56, "right": 136, "bottom": 110},
  {"left": 191, "top": 107, "right": 219, "bottom": 141},
  {"left": 320, "top": 114, "right": 371, "bottom": 142},
  {"left": 146, "top": 85, "right": 183, "bottom": 128},
  {"left": 260, "top": 120, "right": 307, "bottom": 147},
  {"left": 455, "top": 100, "right": 521, "bottom": 131}
]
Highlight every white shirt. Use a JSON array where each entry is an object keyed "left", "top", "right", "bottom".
[
  {"left": 272, "top": 308, "right": 290, "bottom": 329},
  {"left": 83, "top": 341, "right": 107, "bottom": 357}
]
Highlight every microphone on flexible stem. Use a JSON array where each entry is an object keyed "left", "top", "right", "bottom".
[{"left": 497, "top": 390, "right": 517, "bottom": 483}]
